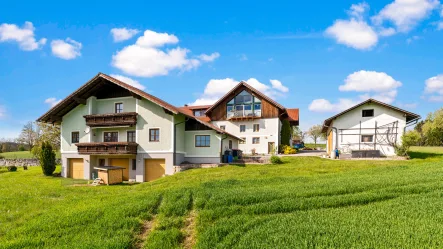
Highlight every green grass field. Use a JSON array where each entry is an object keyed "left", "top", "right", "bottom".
[
  {"left": 1, "top": 147, "right": 443, "bottom": 248},
  {"left": 304, "top": 143, "right": 326, "bottom": 149},
  {"left": 0, "top": 151, "right": 61, "bottom": 159}
]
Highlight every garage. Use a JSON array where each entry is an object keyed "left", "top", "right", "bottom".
[
  {"left": 144, "top": 159, "right": 165, "bottom": 182},
  {"left": 109, "top": 158, "right": 129, "bottom": 181},
  {"left": 69, "top": 158, "right": 84, "bottom": 179}
]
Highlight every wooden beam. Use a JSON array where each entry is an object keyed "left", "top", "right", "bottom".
[
  {"left": 163, "top": 108, "right": 174, "bottom": 115},
  {"left": 130, "top": 92, "right": 142, "bottom": 100}
]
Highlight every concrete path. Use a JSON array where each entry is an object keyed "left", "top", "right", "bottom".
[{"left": 282, "top": 150, "right": 327, "bottom": 157}]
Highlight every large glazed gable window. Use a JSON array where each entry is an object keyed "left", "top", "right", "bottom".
[
  {"left": 115, "top": 103, "right": 123, "bottom": 113},
  {"left": 104, "top": 132, "right": 118, "bottom": 142},
  {"left": 195, "top": 135, "right": 210, "bottom": 147},
  {"left": 149, "top": 129, "right": 160, "bottom": 142},
  {"left": 227, "top": 90, "right": 262, "bottom": 118},
  {"left": 362, "top": 109, "right": 374, "bottom": 117},
  {"left": 71, "top": 131, "right": 79, "bottom": 143}
]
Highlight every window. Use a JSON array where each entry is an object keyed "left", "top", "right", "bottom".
[
  {"left": 362, "top": 109, "right": 374, "bottom": 117},
  {"left": 99, "top": 159, "right": 105, "bottom": 166},
  {"left": 194, "top": 110, "right": 204, "bottom": 117},
  {"left": 253, "top": 124, "right": 260, "bottom": 132},
  {"left": 132, "top": 159, "right": 136, "bottom": 171},
  {"left": 195, "top": 135, "right": 210, "bottom": 147},
  {"left": 115, "top": 103, "right": 123, "bottom": 113},
  {"left": 71, "top": 131, "right": 79, "bottom": 143},
  {"left": 127, "top": 131, "right": 136, "bottom": 142},
  {"left": 361, "top": 135, "right": 374, "bottom": 143},
  {"left": 252, "top": 137, "right": 260, "bottom": 144},
  {"left": 254, "top": 104, "right": 261, "bottom": 111},
  {"left": 240, "top": 125, "right": 246, "bottom": 132},
  {"left": 239, "top": 138, "right": 246, "bottom": 144},
  {"left": 104, "top": 132, "right": 118, "bottom": 142},
  {"left": 229, "top": 140, "right": 232, "bottom": 149},
  {"left": 220, "top": 125, "right": 226, "bottom": 130},
  {"left": 149, "top": 129, "right": 160, "bottom": 142}
]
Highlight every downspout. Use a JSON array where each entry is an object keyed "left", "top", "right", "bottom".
[
  {"left": 173, "top": 117, "right": 189, "bottom": 165},
  {"left": 220, "top": 133, "right": 228, "bottom": 163}
]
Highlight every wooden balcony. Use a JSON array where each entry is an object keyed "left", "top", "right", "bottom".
[
  {"left": 84, "top": 112, "right": 137, "bottom": 127},
  {"left": 227, "top": 110, "right": 262, "bottom": 121},
  {"left": 76, "top": 142, "right": 138, "bottom": 155}
]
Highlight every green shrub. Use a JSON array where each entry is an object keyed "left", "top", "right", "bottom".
[
  {"left": 7, "top": 166, "right": 17, "bottom": 172},
  {"left": 39, "top": 142, "right": 56, "bottom": 176},
  {"left": 396, "top": 131, "right": 421, "bottom": 156},
  {"left": 270, "top": 155, "right": 283, "bottom": 164},
  {"left": 18, "top": 145, "right": 26, "bottom": 151},
  {"left": 0, "top": 155, "right": 4, "bottom": 159}
]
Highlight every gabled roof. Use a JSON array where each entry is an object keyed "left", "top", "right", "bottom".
[
  {"left": 205, "top": 81, "right": 286, "bottom": 114},
  {"left": 322, "top": 99, "right": 421, "bottom": 133},
  {"left": 38, "top": 73, "right": 243, "bottom": 140},
  {"left": 285, "top": 108, "right": 299, "bottom": 122},
  {"left": 177, "top": 107, "right": 242, "bottom": 140},
  {"left": 38, "top": 73, "right": 180, "bottom": 123}
]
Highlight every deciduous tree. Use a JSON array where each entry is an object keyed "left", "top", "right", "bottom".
[{"left": 307, "top": 125, "right": 323, "bottom": 147}]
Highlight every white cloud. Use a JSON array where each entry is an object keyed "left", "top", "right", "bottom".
[
  {"left": 378, "top": 27, "right": 397, "bottom": 36},
  {"left": 197, "top": 52, "right": 220, "bottom": 62},
  {"left": 190, "top": 78, "right": 289, "bottom": 106},
  {"left": 270, "top": 79, "right": 289, "bottom": 92},
  {"left": 109, "top": 74, "right": 146, "bottom": 90},
  {"left": 372, "top": 0, "right": 440, "bottom": 32},
  {"left": 348, "top": 2, "right": 370, "bottom": 19},
  {"left": 325, "top": 19, "right": 378, "bottom": 50},
  {"left": 112, "top": 30, "right": 218, "bottom": 77},
  {"left": 398, "top": 102, "right": 418, "bottom": 108},
  {"left": 310, "top": 70, "right": 402, "bottom": 112},
  {"left": 0, "top": 21, "right": 46, "bottom": 51},
  {"left": 51, "top": 38, "right": 82, "bottom": 60},
  {"left": 110, "top": 28, "right": 139, "bottom": 42},
  {"left": 44, "top": 98, "right": 61, "bottom": 108},
  {"left": 438, "top": 22, "right": 443, "bottom": 30},
  {"left": 309, "top": 98, "right": 358, "bottom": 112},
  {"left": 424, "top": 74, "right": 443, "bottom": 101},
  {"left": 339, "top": 70, "right": 402, "bottom": 93}
]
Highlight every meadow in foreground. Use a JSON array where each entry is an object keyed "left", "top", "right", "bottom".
[{"left": 1, "top": 147, "right": 443, "bottom": 248}]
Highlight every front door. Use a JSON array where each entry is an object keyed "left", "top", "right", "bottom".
[{"left": 268, "top": 142, "right": 275, "bottom": 154}]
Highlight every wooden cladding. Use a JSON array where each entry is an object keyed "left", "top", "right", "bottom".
[
  {"left": 207, "top": 85, "right": 282, "bottom": 121},
  {"left": 76, "top": 142, "right": 138, "bottom": 155},
  {"left": 84, "top": 112, "right": 137, "bottom": 127}
]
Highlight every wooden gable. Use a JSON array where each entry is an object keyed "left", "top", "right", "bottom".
[{"left": 207, "top": 85, "right": 282, "bottom": 121}]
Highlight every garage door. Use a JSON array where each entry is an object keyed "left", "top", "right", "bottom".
[
  {"left": 144, "top": 159, "right": 165, "bottom": 182},
  {"left": 69, "top": 158, "right": 84, "bottom": 179},
  {"left": 109, "top": 158, "right": 129, "bottom": 181}
]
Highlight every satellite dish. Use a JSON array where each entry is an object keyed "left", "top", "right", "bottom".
[{"left": 85, "top": 126, "right": 90, "bottom": 134}]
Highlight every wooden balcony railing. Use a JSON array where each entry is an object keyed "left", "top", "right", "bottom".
[
  {"left": 227, "top": 110, "right": 262, "bottom": 120},
  {"left": 84, "top": 112, "right": 137, "bottom": 127},
  {"left": 76, "top": 142, "right": 138, "bottom": 155}
]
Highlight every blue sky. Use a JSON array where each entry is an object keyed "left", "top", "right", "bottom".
[{"left": 1, "top": 0, "right": 443, "bottom": 139}]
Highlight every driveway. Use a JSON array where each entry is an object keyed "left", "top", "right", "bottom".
[{"left": 282, "top": 150, "right": 327, "bottom": 157}]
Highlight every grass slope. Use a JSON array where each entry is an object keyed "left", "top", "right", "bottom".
[{"left": 1, "top": 147, "right": 443, "bottom": 248}]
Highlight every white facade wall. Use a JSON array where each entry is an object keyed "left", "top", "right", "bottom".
[
  {"left": 212, "top": 118, "right": 280, "bottom": 154},
  {"left": 327, "top": 103, "right": 407, "bottom": 156}
]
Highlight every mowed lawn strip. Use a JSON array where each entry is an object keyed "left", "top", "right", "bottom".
[{"left": 1, "top": 147, "right": 443, "bottom": 248}]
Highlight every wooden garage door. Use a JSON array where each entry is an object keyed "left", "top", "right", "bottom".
[
  {"left": 144, "top": 159, "right": 165, "bottom": 182},
  {"left": 109, "top": 158, "right": 129, "bottom": 181},
  {"left": 69, "top": 158, "right": 84, "bottom": 179}
]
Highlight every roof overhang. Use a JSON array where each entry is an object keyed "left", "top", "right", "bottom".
[{"left": 321, "top": 99, "right": 421, "bottom": 133}]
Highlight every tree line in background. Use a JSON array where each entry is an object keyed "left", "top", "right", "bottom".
[{"left": 0, "top": 122, "right": 60, "bottom": 154}]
